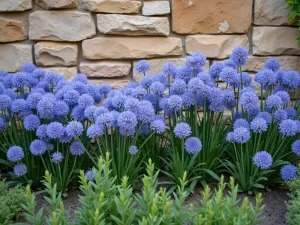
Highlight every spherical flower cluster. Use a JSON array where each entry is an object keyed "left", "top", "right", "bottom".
[
  {"left": 85, "top": 170, "right": 95, "bottom": 181},
  {"left": 230, "top": 47, "right": 248, "bottom": 66},
  {"left": 266, "top": 95, "right": 283, "bottom": 111},
  {"left": 136, "top": 60, "right": 150, "bottom": 74},
  {"left": 54, "top": 101, "right": 69, "bottom": 117},
  {"left": 265, "top": 58, "right": 280, "bottom": 73},
  {"left": 7, "top": 146, "right": 24, "bottom": 162},
  {"left": 181, "top": 92, "right": 195, "bottom": 108},
  {"left": 176, "top": 66, "right": 193, "bottom": 83},
  {"left": 63, "top": 90, "right": 80, "bottom": 106},
  {"left": 174, "top": 122, "right": 191, "bottom": 139},
  {"left": 233, "top": 119, "right": 249, "bottom": 130},
  {"left": 14, "top": 164, "right": 27, "bottom": 177},
  {"left": 292, "top": 140, "right": 300, "bottom": 156},
  {"left": 51, "top": 152, "right": 64, "bottom": 164},
  {"left": 47, "top": 122, "right": 64, "bottom": 139},
  {"left": 279, "top": 119, "right": 298, "bottom": 137},
  {"left": 171, "top": 79, "right": 186, "bottom": 95},
  {"left": 11, "top": 99, "right": 29, "bottom": 116},
  {"left": 226, "top": 132, "right": 235, "bottom": 143},
  {"left": 78, "top": 94, "right": 94, "bottom": 109},
  {"left": 163, "top": 62, "right": 177, "bottom": 78},
  {"left": 250, "top": 117, "right": 268, "bottom": 133},
  {"left": 166, "top": 95, "right": 183, "bottom": 112},
  {"left": 99, "top": 84, "right": 111, "bottom": 97},
  {"left": 281, "top": 164, "right": 297, "bottom": 181},
  {"left": 30, "top": 139, "right": 47, "bottom": 156},
  {"left": 223, "top": 90, "right": 236, "bottom": 109},
  {"left": 282, "top": 71, "right": 300, "bottom": 90},
  {"left": 137, "top": 100, "right": 155, "bottom": 123},
  {"left": 87, "top": 124, "right": 104, "bottom": 138},
  {"left": 93, "top": 107, "right": 109, "bottom": 119},
  {"left": 275, "top": 91, "right": 290, "bottom": 105},
  {"left": 255, "top": 69, "right": 276, "bottom": 86},
  {"left": 256, "top": 112, "right": 272, "bottom": 125},
  {"left": 241, "top": 72, "right": 252, "bottom": 87},
  {"left": 239, "top": 91, "right": 259, "bottom": 111},
  {"left": 66, "top": 121, "right": 84, "bottom": 138},
  {"left": 118, "top": 111, "right": 138, "bottom": 131},
  {"left": 70, "top": 141, "right": 85, "bottom": 156},
  {"left": 284, "top": 107, "right": 296, "bottom": 119},
  {"left": 188, "top": 77, "right": 204, "bottom": 93},
  {"left": 219, "top": 67, "right": 237, "bottom": 84},
  {"left": 150, "top": 81, "right": 165, "bottom": 96},
  {"left": 186, "top": 52, "right": 206, "bottom": 70},
  {"left": 184, "top": 137, "right": 202, "bottom": 154},
  {"left": 36, "top": 124, "right": 48, "bottom": 139},
  {"left": 37, "top": 97, "right": 54, "bottom": 119},
  {"left": 0, "top": 94, "right": 12, "bottom": 110},
  {"left": 150, "top": 119, "right": 166, "bottom": 134},
  {"left": 224, "top": 59, "right": 237, "bottom": 69},
  {"left": 209, "top": 62, "right": 225, "bottom": 79},
  {"left": 128, "top": 145, "right": 138, "bottom": 155},
  {"left": 27, "top": 92, "right": 43, "bottom": 109},
  {"left": 274, "top": 109, "right": 288, "bottom": 123},
  {"left": 22, "top": 63, "right": 36, "bottom": 73},
  {"left": 253, "top": 151, "right": 272, "bottom": 169},
  {"left": 24, "top": 114, "right": 40, "bottom": 131},
  {"left": 73, "top": 74, "right": 88, "bottom": 84},
  {"left": 233, "top": 127, "right": 250, "bottom": 144},
  {"left": 140, "top": 76, "right": 153, "bottom": 89},
  {"left": 84, "top": 106, "right": 97, "bottom": 120}
]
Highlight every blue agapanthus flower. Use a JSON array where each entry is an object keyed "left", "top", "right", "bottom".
[
  {"left": 250, "top": 117, "right": 268, "bottom": 133},
  {"left": 274, "top": 109, "right": 288, "bottom": 123},
  {"left": 282, "top": 71, "right": 300, "bottom": 90},
  {"left": 66, "top": 121, "right": 84, "bottom": 138},
  {"left": 181, "top": 92, "right": 195, "bottom": 107},
  {"left": 163, "top": 61, "right": 177, "bottom": 78},
  {"left": 233, "top": 127, "right": 250, "bottom": 144},
  {"left": 292, "top": 140, "right": 300, "bottom": 156},
  {"left": 166, "top": 95, "right": 183, "bottom": 113},
  {"left": 24, "top": 114, "right": 40, "bottom": 131},
  {"left": 118, "top": 111, "right": 138, "bottom": 130},
  {"left": 150, "top": 119, "right": 166, "bottom": 134},
  {"left": 137, "top": 100, "right": 155, "bottom": 123},
  {"left": 0, "top": 94, "right": 12, "bottom": 110},
  {"left": 70, "top": 141, "right": 85, "bottom": 156},
  {"left": 150, "top": 81, "right": 165, "bottom": 96},
  {"left": 284, "top": 107, "right": 296, "bottom": 119},
  {"left": 93, "top": 106, "right": 109, "bottom": 120},
  {"left": 73, "top": 74, "right": 88, "bottom": 84},
  {"left": 36, "top": 124, "right": 48, "bottom": 139},
  {"left": 132, "top": 86, "right": 147, "bottom": 100},
  {"left": 239, "top": 91, "right": 259, "bottom": 111},
  {"left": 209, "top": 62, "right": 225, "bottom": 79},
  {"left": 223, "top": 90, "right": 236, "bottom": 109},
  {"left": 96, "top": 112, "right": 115, "bottom": 128},
  {"left": 12, "top": 72, "right": 27, "bottom": 88},
  {"left": 230, "top": 47, "right": 248, "bottom": 66},
  {"left": 136, "top": 60, "right": 150, "bottom": 74},
  {"left": 140, "top": 76, "right": 153, "bottom": 89},
  {"left": 281, "top": 164, "right": 297, "bottom": 181},
  {"left": 30, "top": 139, "right": 47, "bottom": 156},
  {"left": 241, "top": 72, "right": 252, "bottom": 87},
  {"left": 279, "top": 119, "right": 298, "bottom": 137},
  {"left": 72, "top": 106, "right": 86, "bottom": 121},
  {"left": 176, "top": 66, "right": 193, "bottom": 83},
  {"left": 233, "top": 119, "right": 249, "bottom": 130},
  {"left": 59, "top": 132, "right": 73, "bottom": 144},
  {"left": 85, "top": 170, "right": 95, "bottom": 181},
  {"left": 99, "top": 84, "right": 111, "bottom": 97},
  {"left": 63, "top": 90, "right": 80, "bottom": 106},
  {"left": 22, "top": 63, "right": 36, "bottom": 73},
  {"left": 275, "top": 91, "right": 290, "bottom": 105},
  {"left": 7, "top": 146, "right": 24, "bottom": 162},
  {"left": 171, "top": 79, "right": 186, "bottom": 95},
  {"left": 253, "top": 151, "right": 273, "bottom": 169},
  {"left": 184, "top": 137, "right": 202, "bottom": 154},
  {"left": 226, "top": 132, "right": 235, "bottom": 143},
  {"left": 87, "top": 124, "right": 104, "bottom": 138},
  {"left": 188, "top": 77, "right": 204, "bottom": 93},
  {"left": 37, "top": 97, "right": 55, "bottom": 119},
  {"left": 54, "top": 101, "right": 69, "bottom": 117},
  {"left": 47, "top": 122, "right": 65, "bottom": 139},
  {"left": 256, "top": 112, "right": 272, "bottom": 125},
  {"left": 51, "top": 152, "right": 64, "bottom": 164},
  {"left": 186, "top": 52, "right": 206, "bottom": 70},
  {"left": 254, "top": 69, "right": 276, "bottom": 86},
  {"left": 78, "top": 94, "right": 95, "bottom": 109},
  {"left": 265, "top": 58, "right": 280, "bottom": 73},
  {"left": 174, "top": 122, "right": 191, "bottom": 139},
  {"left": 224, "top": 59, "right": 237, "bottom": 69},
  {"left": 45, "top": 72, "right": 61, "bottom": 86},
  {"left": 32, "top": 68, "right": 46, "bottom": 80},
  {"left": 266, "top": 95, "right": 283, "bottom": 111},
  {"left": 128, "top": 145, "right": 138, "bottom": 155},
  {"left": 219, "top": 67, "right": 237, "bottom": 85},
  {"left": 27, "top": 92, "right": 43, "bottom": 109},
  {"left": 11, "top": 99, "right": 29, "bottom": 116},
  {"left": 14, "top": 164, "right": 27, "bottom": 177}
]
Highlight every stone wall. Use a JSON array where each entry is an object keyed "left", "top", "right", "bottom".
[{"left": 0, "top": 0, "right": 300, "bottom": 88}]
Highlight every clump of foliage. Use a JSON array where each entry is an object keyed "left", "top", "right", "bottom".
[
  {"left": 285, "top": 0, "right": 300, "bottom": 44},
  {"left": 18, "top": 154, "right": 264, "bottom": 225},
  {"left": 0, "top": 180, "right": 25, "bottom": 225},
  {"left": 286, "top": 168, "right": 300, "bottom": 224}
]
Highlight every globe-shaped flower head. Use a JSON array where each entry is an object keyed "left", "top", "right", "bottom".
[
  {"left": 233, "top": 127, "right": 250, "bottom": 144},
  {"left": 128, "top": 146, "right": 138, "bottom": 155},
  {"left": 66, "top": 121, "right": 84, "bottom": 138},
  {"left": 0, "top": 94, "right": 12, "bottom": 110},
  {"left": 117, "top": 111, "right": 138, "bottom": 131},
  {"left": 163, "top": 62, "right": 177, "bottom": 78},
  {"left": 292, "top": 140, "right": 300, "bottom": 156},
  {"left": 70, "top": 141, "right": 85, "bottom": 156},
  {"left": 24, "top": 114, "right": 41, "bottom": 131},
  {"left": 253, "top": 151, "right": 273, "bottom": 169},
  {"left": 184, "top": 137, "right": 202, "bottom": 154},
  {"left": 150, "top": 81, "right": 165, "bottom": 96},
  {"left": 274, "top": 109, "right": 287, "bottom": 123},
  {"left": 85, "top": 170, "right": 95, "bottom": 181},
  {"left": 266, "top": 95, "right": 283, "bottom": 111},
  {"left": 7, "top": 146, "right": 24, "bottom": 162},
  {"left": 87, "top": 124, "right": 104, "bottom": 138},
  {"left": 209, "top": 62, "right": 225, "bottom": 79},
  {"left": 275, "top": 91, "right": 290, "bottom": 105},
  {"left": 255, "top": 69, "right": 276, "bottom": 86},
  {"left": 188, "top": 77, "right": 204, "bottom": 93},
  {"left": 250, "top": 117, "right": 268, "bottom": 133},
  {"left": 136, "top": 60, "right": 150, "bottom": 74},
  {"left": 174, "top": 122, "right": 191, "bottom": 139},
  {"left": 22, "top": 63, "right": 36, "bottom": 73},
  {"left": 185, "top": 52, "right": 206, "bottom": 71},
  {"left": 281, "top": 164, "right": 297, "bottom": 181},
  {"left": 239, "top": 91, "right": 259, "bottom": 111},
  {"left": 14, "top": 164, "right": 27, "bottom": 177},
  {"left": 78, "top": 94, "right": 95, "bottom": 109},
  {"left": 51, "top": 152, "right": 64, "bottom": 164},
  {"left": 230, "top": 47, "right": 248, "bottom": 66},
  {"left": 171, "top": 79, "right": 186, "bottom": 95},
  {"left": 279, "top": 119, "right": 298, "bottom": 137},
  {"left": 265, "top": 58, "right": 280, "bottom": 73},
  {"left": 30, "top": 139, "right": 47, "bottom": 156},
  {"left": 150, "top": 119, "right": 166, "bottom": 134},
  {"left": 47, "top": 122, "right": 65, "bottom": 139},
  {"left": 233, "top": 119, "right": 249, "bottom": 130}
]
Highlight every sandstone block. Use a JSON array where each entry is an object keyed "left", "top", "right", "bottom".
[
  {"left": 82, "top": 37, "right": 183, "bottom": 59},
  {"left": 185, "top": 35, "right": 249, "bottom": 59},
  {"left": 142, "top": 1, "right": 170, "bottom": 16},
  {"left": 172, "top": 0, "right": 252, "bottom": 34},
  {"left": 79, "top": 61, "right": 131, "bottom": 78},
  {"left": 253, "top": 27, "right": 300, "bottom": 55},
  {"left": 0, "top": 44, "right": 32, "bottom": 72},
  {"left": 0, "top": 18, "right": 27, "bottom": 42},
  {"left": 29, "top": 11, "right": 96, "bottom": 42},
  {"left": 97, "top": 14, "right": 169, "bottom": 36},
  {"left": 36, "top": 0, "right": 78, "bottom": 9},
  {"left": 34, "top": 42, "right": 78, "bottom": 67},
  {"left": 82, "top": 0, "right": 141, "bottom": 14},
  {"left": 43, "top": 67, "right": 78, "bottom": 80},
  {"left": 0, "top": 0, "right": 32, "bottom": 11},
  {"left": 89, "top": 77, "right": 130, "bottom": 89},
  {"left": 254, "top": 0, "right": 296, "bottom": 26}
]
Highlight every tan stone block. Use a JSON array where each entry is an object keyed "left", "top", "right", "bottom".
[
  {"left": 82, "top": 0, "right": 141, "bottom": 14},
  {"left": 0, "top": 44, "right": 32, "bottom": 72},
  {"left": 254, "top": 0, "right": 297, "bottom": 26},
  {"left": 36, "top": 0, "right": 78, "bottom": 9},
  {"left": 185, "top": 35, "right": 249, "bottom": 59},
  {"left": 89, "top": 77, "right": 130, "bottom": 89},
  {"left": 97, "top": 14, "right": 169, "bottom": 36},
  {"left": 142, "top": 1, "right": 170, "bottom": 16},
  {"left": 0, "top": 18, "right": 27, "bottom": 42},
  {"left": 29, "top": 11, "right": 96, "bottom": 42},
  {"left": 172, "top": 0, "right": 251, "bottom": 34},
  {"left": 34, "top": 42, "right": 78, "bottom": 67},
  {"left": 82, "top": 37, "right": 183, "bottom": 59},
  {"left": 0, "top": 0, "right": 32, "bottom": 11},
  {"left": 253, "top": 27, "right": 300, "bottom": 55},
  {"left": 43, "top": 67, "right": 78, "bottom": 80},
  {"left": 79, "top": 61, "right": 131, "bottom": 78}
]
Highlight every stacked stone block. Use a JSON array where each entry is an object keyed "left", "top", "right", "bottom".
[{"left": 0, "top": 0, "right": 299, "bottom": 88}]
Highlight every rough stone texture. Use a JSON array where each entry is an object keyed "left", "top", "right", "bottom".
[
  {"left": 79, "top": 61, "right": 131, "bottom": 78},
  {"left": 142, "top": 1, "right": 170, "bottom": 16},
  {"left": 34, "top": 42, "right": 78, "bottom": 67},
  {"left": 82, "top": 0, "right": 141, "bottom": 14},
  {"left": 0, "top": 0, "right": 32, "bottom": 11},
  {"left": 0, "top": 44, "right": 32, "bottom": 72},
  {"left": 29, "top": 11, "right": 96, "bottom": 42},
  {"left": 43, "top": 67, "right": 78, "bottom": 79},
  {"left": 82, "top": 37, "right": 183, "bottom": 59},
  {"left": 253, "top": 27, "right": 300, "bottom": 55},
  {"left": 0, "top": 17, "right": 27, "bottom": 42},
  {"left": 36, "top": 0, "right": 78, "bottom": 9},
  {"left": 254, "top": 0, "right": 296, "bottom": 26},
  {"left": 244, "top": 56, "right": 300, "bottom": 72},
  {"left": 185, "top": 35, "right": 249, "bottom": 59},
  {"left": 90, "top": 77, "right": 130, "bottom": 89},
  {"left": 133, "top": 57, "right": 209, "bottom": 81},
  {"left": 97, "top": 14, "right": 169, "bottom": 36},
  {"left": 172, "top": 0, "right": 252, "bottom": 34}
]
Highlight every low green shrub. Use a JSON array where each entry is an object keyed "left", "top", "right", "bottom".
[
  {"left": 287, "top": 170, "right": 300, "bottom": 225},
  {"left": 18, "top": 153, "right": 264, "bottom": 225},
  {"left": 0, "top": 181, "right": 26, "bottom": 225}
]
